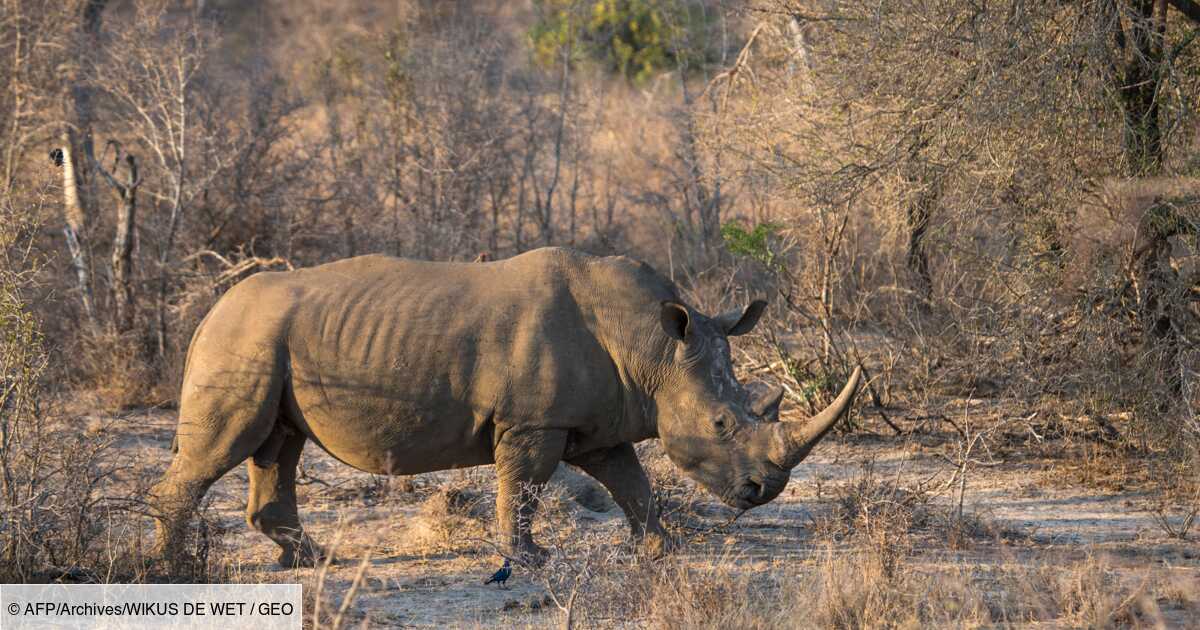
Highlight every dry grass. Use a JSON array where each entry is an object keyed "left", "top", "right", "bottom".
[
  {"left": 516, "top": 539, "right": 1199, "bottom": 629},
  {"left": 639, "top": 547, "right": 1196, "bottom": 629},
  {"left": 802, "top": 548, "right": 990, "bottom": 630},
  {"left": 642, "top": 555, "right": 793, "bottom": 629}
]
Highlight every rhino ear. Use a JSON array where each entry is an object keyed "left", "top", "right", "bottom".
[
  {"left": 660, "top": 301, "right": 691, "bottom": 341},
  {"left": 716, "top": 300, "right": 767, "bottom": 336}
]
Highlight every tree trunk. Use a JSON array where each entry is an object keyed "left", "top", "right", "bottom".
[
  {"left": 58, "top": 0, "right": 108, "bottom": 332},
  {"left": 109, "top": 154, "right": 138, "bottom": 334},
  {"left": 59, "top": 132, "right": 97, "bottom": 330},
  {"left": 904, "top": 165, "right": 940, "bottom": 301},
  {"left": 787, "top": 15, "right": 815, "bottom": 95},
  {"left": 1116, "top": 0, "right": 1166, "bottom": 176}
]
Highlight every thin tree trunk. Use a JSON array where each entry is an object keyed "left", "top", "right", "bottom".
[
  {"left": 107, "top": 153, "right": 138, "bottom": 333},
  {"left": 156, "top": 191, "right": 182, "bottom": 360},
  {"left": 904, "top": 164, "right": 939, "bottom": 301},
  {"left": 541, "top": 37, "right": 573, "bottom": 247},
  {"left": 73, "top": 0, "right": 106, "bottom": 173},
  {"left": 787, "top": 15, "right": 814, "bottom": 95},
  {"left": 1116, "top": 0, "right": 1166, "bottom": 176},
  {"left": 59, "top": 132, "right": 97, "bottom": 330},
  {"left": 57, "top": 0, "right": 108, "bottom": 332}
]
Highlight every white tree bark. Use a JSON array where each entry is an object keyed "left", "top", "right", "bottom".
[{"left": 59, "top": 132, "right": 97, "bottom": 330}]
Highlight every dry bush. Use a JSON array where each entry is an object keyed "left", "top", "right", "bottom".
[
  {"left": 0, "top": 194, "right": 128, "bottom": 581},
  {"left": 1047, "top": 555, "right": 1147, "bottom": 628},
  {"left": 1145, "top": 452, "right": 1200, "bottom": 540},
  {"left": 527, "top": 525, "right": 629, "bottom": 628},
  {"left": 634, "top": 440, "right": 735, "bottom": 540},
  {"left": 0, "top": 193, "right": 226, "bottom": 584},
  {"left": 642, "top": 556, "right": 794, "bottom": 630},
  {"left": 408, "top": 484, "right": 489, "bottom": 553},
  {"left": 304, "top": 531, "right": 373, "bottom": 630},
  {"left": 812, "top": 459, "right": 1006, "bottom": 557},
  {"left": 803, "top": 548, "right": 990, "bottom": 630},
  {"left": 73, "top": 332, "right": 159, "bottom": 412}
]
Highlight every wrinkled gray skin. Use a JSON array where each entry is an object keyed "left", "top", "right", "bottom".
[{"left": 150, "top": 247, "right": 861, "bottom": 568}]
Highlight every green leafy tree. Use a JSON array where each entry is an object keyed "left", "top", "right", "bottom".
[
  {"left": 721, "top": 220, "right": 782, "bottom": 271},
  {"left": 530, "top": 0, "right": 714, "bottom": 82}
]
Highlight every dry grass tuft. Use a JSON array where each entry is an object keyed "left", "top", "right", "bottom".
[
  {"left": 408, "top": 485, "right": 489, "bottom": 552},
  {"left": 803, "top": 547, "right": 990, "bottom": 630},
  {"left": 643, "top": 557, "right": 792, "bottom": 630}
]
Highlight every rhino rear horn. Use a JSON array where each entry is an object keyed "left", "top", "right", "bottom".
[
  {"left": 749, "top": 383, "right": 784, "bottom": 422},
  {"left": 770, "top": 367, "right": 862, "bottom": 468}
]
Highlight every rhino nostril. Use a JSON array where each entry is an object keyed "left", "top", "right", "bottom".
[{"left": 745, "top": 480, "right": 765, "bottom": 501}]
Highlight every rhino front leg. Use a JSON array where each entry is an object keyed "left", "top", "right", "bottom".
[
  {"left": 568, "top": 443, "right": 672, "bottom": 558},
  {"left": 494, "top": 428, "right": 568, "bottom": 566}
]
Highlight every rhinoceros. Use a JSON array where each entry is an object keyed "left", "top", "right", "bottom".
[{"left": 150, "top": 247, "right": 861, "bottom": 567}]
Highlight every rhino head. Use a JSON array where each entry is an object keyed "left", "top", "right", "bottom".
[{"left": 654, "top": 300, "right": 861, "bottom": 510}]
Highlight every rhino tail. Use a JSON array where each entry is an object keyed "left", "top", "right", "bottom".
[{"left": 251, "top": 419, "right": 297, "bottom": 468}]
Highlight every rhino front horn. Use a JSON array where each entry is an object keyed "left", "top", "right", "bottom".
[{"left": 770, "top": 367, "right": 862, "bottom": 468}]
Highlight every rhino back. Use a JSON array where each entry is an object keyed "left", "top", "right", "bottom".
[{"left": 244, "top": 248, "right": 669, "bottom": 474}]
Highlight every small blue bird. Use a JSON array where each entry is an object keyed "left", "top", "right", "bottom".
[{"left": 484, "top": 559, "right": 512, "bottom": 588}]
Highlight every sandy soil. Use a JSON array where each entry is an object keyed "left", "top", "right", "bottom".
[{"left": 98, "top": 401, "right": 1200, "bottom": 628}]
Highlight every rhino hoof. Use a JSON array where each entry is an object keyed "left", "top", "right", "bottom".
[
  {"left": 278, "top": 543, "right": 326, "bottom": 569},
  {"left": 639, "top": 531, "right": 676, "bottom": 560}
]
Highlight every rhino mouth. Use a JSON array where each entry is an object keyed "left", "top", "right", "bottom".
[{"left": 728, "top": 474, "right": 787, "bottom": 510}]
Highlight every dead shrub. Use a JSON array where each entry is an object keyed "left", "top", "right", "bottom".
[
  {"left": 305, "top": 532, "right": 372, "bottom": 630},
  {"left": 1049, "top": 556, "right": 1145, "bottom": 629},
  {"left": 813, "top": 459, "right": 1011, "bottom": 557},
  {"left": 1, "top": 199, "right": 137, "bottom": 582},
  {"left": 635, "top": 441, "right": 721, "bottom": 538},
  {"left": 811, "top": 461, "right": 928, "bottom": 567},
  {"left": 409, "top": 485, "right": 488, "bottom": 552},
  {"left": 804, "top": 547, "right": 990, "bottom": 630},
  {"left": 76, "top": 332, "right": 159, "bottom": 412},
  {"left": 643, "top": 558, "right": 791, "bottom": 630}
]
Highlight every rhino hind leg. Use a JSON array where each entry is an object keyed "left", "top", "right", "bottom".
[
  {"left": 494, "top": 428, "right": 568, "bottom": 567},
  {"left": 150, "top": 353, "right": 285, "bottom": 571},
  {"left": 246, "top": 425, "right": 323, "bottom": 568},
  {"left": 151, "top": 428, "right": 266, "bottom": 570}
]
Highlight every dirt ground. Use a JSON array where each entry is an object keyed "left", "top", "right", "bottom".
[{"left": 98, "top": 397, "right": 1200, "bottom": 628}]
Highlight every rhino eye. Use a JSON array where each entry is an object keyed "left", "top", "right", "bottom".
[{"left": 713, "top": 411, "right": 736, "bottom": 435}]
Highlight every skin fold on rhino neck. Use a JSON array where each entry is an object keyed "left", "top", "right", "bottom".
[{"left": 583, "top": 304, "right": 677, "bottom": 445}]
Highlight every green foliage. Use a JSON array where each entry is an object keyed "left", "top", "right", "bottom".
[
  {"left": 721, "top": 220, "right": 782, "bottom": 270},
  {"left": 382, "top": 28, "right": 411, "bottom": 106},
  {"left": 530, "top": 0, "right": 714, "bottom": 82}
]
